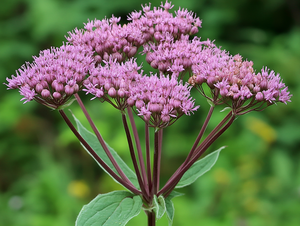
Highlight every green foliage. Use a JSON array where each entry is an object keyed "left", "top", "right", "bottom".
[
  {"left": 165, "top": 191, "right": 183, "bottom": 226},
  {"left": 76, "top": 191, "right": 143, "bottom": 226},
  {"left": 72, "top": 112, "right": 221, "bottom": 225},
  {"left": 153, "top": 195, "right": 166, "bottom": 220},
  {"left": 176, "top": 147, "right": 224, "bottom": 188}
]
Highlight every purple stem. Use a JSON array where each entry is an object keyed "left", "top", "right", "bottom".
[
  {"left": 121, "top": 113, "right": 150, "bottom": 201},
  {"left": 58, "top": 109, "right": 141, "bottom": 194},
  {"left": 156, "top": 106, "right": 215, "bottom": 193},
  {"left": 145, "top": 123, "right": 152, "bottom": 195},
  {"left": 152, "top": 129, "right": 162, "bottom": 195},
  {"left": 147, "top": 210, "right": 156, "bottom": 226},
  {"left": 158, "top": 111, "right": 235, "bottom": 197},
  {"left": 157, "top": 129, "right": 163, "bottom": 192},
  {"left": 127, "top": 108, "right": 148, "bottom": 192},
  {"left": 188, "top": 106, "right": 214, "bottom": 160},
  {"left": 74, "top": 93, "right": 132, "bottom": 186}
]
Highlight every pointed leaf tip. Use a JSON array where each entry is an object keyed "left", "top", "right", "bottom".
[{"left": 175, "top": 146, "right": 225, "bottom": 188}]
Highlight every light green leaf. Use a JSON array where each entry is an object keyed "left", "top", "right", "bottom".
[
  {"left": 76, "top": 191, "right": 143, "bottom": 226},
  {"left": 72, "top": 113, "right": 139, "bottom": 188},
  {"left": 175, "top": 147, "right": 225, "bottom": 188},
  {"left": 165, "top": 191, "right": 183, "bottom": 226},
  {"left": 153, "top": 195, "right": 166, "bottom": 220}
]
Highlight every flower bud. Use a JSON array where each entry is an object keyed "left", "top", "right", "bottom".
[
  {"left": 161, "top": 114, "right": 170, "bottom": 123},
  {"left": 41, "top": 89, "right": 50, "bottom": 98},
  {"left": 127, "top": 97, "right": 135, "bottom": 106},
  {"left": 112, "top": 52, "right": 123, "bottom": 62},
  {"left": 146, "top": 52, "right": 154, "bottom": 64},
  {"left": 94, "top": 55, "right": 102, "bottom": 63},
  {"left": 35, "top": 83, "right": 44, "bottom": 93},
  {"left": 53, "top": 92, "right": 61, "bottom": 99},
  {"left": 135, "top": 99, "right": 144, "bottom": 109},
  {"left": 149, "top": 103, "right": 163, "bottom": 113},
  {"left": 73, "top": 84, "right": 79, "bottom": 93},
  {"left": 65, "top": 85, "right": 74, "bottom": 95},
  {"left": 95, "top": 45, "right": 104, "bottom": 54},
  {"left": 103, "top": 52, "right": 109, "bottom": 61},
  {"left": 117, "top": 88, "right": 126, "bottom": 98},
  {"left": 127, "top": 46, "right": 137, "bottom": 58},
  {"left": 154, "top": 32, "right": 162, "bottom": 41},
  {"left": 150, "top": 60, "right": 158, "bottom": 69},
  {"left": 108, "top": 87, "right": 117, "bottom": 97},
  {"left": 190, "top": 26, "right": 198, "bottom": 35},
  {"left": 255, "top": 92, "right": 264, "bottom": 101}
]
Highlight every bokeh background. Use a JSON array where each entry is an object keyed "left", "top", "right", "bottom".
[{"left": 1, "top": 0, "right": 299, "bottom": 225}]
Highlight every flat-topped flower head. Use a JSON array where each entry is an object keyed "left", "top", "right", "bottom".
[
  {"left": 66, "top": 1, "right": 202, "bottom": 68},
  {"left": 188, "top": 52, "right": 292, "bottom": 114},
  {"left": 5, "top": 44, "right": 93, "bottom": 109},
  {"left": 143, "top": 35, "right": 215, "bottom": 74},
  {"left": 83, "top": 58, "right": 143, "bottom": 111},
  {"left": 66, "top": 17, "right": 138, "bottom": 63},
  {"left": 127, "top": 74, "right": 199, "bottom": 129},
  {"left": 126, "top": 0, "right": 202, "bottom": 46}
]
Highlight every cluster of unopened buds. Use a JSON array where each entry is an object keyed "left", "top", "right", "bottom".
[{"left": 5, "top": 1, "right": 291, "bottom": 226}]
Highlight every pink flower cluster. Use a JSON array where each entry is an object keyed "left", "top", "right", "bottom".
[
  {"left": 188, "top": 53, "right": 291, "bottom": 109},
  {"left": 6, "top": 44, "right": 93, "bottom": 109},
  {"left": 6, "top": 0, "right": 291, "bottom": 119},
  {"left": 126, "top": 1, "right": 201, "bottom": 44},
  {"left": 83, "top": 58, "right": 143, "bottom": 110},
  {"left": 66, "top": 16, "right": 137, "bottom": 63},
  {"left": 66, "top": 1, "right": 202, "bottom": 64},
  {"left": 143, "top": 35, "right": 214, "bottom": 74},
  {"left": 138, "top": 18, "right": 291, "bottom": 109},
  {"left": 127, "top": 74, "right": 199, "bottom": 128},
  {"left": 83, "top": 57, "right": 199, "bottom": 123}
]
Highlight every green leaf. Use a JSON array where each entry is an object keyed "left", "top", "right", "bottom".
[
  {"left": 76, "top": 191, "right": 143, "bottom": 226},
  {"left": 175, "top": 146, "right": 225, "bottom": 188},
  {"left": 72, "top": 113, "right": 139, "bottom": 188},
  {"left": 165, "top": 191, "right": 183, "bottom": 226},
  {"left": 153, "top": 195, "right": 166, "bottom": 220}
]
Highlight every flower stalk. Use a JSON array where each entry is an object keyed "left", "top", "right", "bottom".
[{"left": 58, "top": 109, "right": 141, "bottom": 195}]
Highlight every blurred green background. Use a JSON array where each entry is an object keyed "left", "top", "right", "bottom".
[{"left": 1, "top": 0, "right": 299, "bottom": 225}]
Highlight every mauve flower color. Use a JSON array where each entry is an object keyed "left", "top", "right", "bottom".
[
  {"left": 189, "top": 51, "right": 291, "bottom": 113},
  {"left": 83, "top": 58, "right": 143, "bottom": 111},
  {"left": 128, "top": 73, "right": 199, "bottom": 128},
  {"left": 5, "top": 44, "right": 93, "bottom": 109}
]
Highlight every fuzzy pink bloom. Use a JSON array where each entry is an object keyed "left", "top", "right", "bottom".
[
  {"left": 6, "top": 44, "right": 93, "bottom": 109},
  {"left": 83, "top": 58, "right": 143, "bottom": 110},
  {"left": 188, "top": 49, "right": 291, "bottom": 113},
  {"left": 67, "top": 1, "right": 202, "bottom": 65},
  {"left": 128, "top": 74, "right": 199, "bottom": 128}
]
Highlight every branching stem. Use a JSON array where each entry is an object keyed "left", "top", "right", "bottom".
[
  {"left": 74, "top": 93, "right": 133, "bottom": 186},
  {"left": 58, "top": 109, "right": 141, "bottom": 194}
]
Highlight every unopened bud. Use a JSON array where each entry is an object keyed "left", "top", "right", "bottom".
[{"left": 53, "top": 92, "right": 61, "bottom": 99}]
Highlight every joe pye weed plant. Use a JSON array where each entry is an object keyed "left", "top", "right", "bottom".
[{"left": 5, "top": 1, "right": 291, "bottom": 225}]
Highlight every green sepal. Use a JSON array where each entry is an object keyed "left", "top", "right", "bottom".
[{"left": 56, "top": 97, "right": 76, "bottom": 110}]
